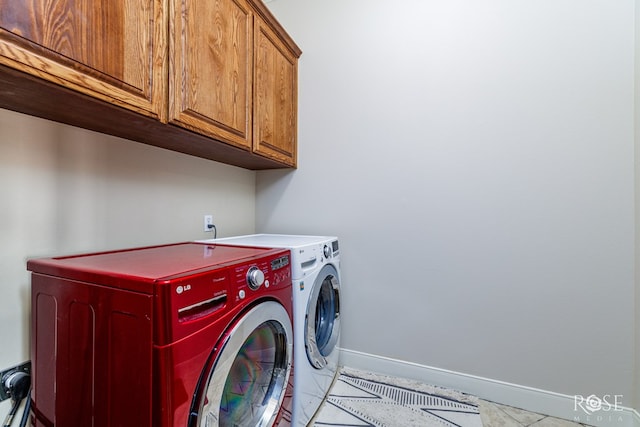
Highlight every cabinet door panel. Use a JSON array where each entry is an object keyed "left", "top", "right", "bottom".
[
  {"left": 0, "top": 0, "right": 166, "bottom": 119},
  {"left": 170, "top": 0, "right": 252, "bottom": 149},
  {"left": 254, "top": 18, "right": 297, "bottom": 167}
]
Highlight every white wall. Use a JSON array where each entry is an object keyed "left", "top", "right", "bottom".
[
  {"left": 258, "top": 0, "right": 636, "bottom": 407},
  {"left": 0, "top": 109, "right": 256, "bottom": 412}
]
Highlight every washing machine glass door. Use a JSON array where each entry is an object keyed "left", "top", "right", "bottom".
[
  {"left": 190, "top": 301, "right": 293, "bottom": 427},
  {"left": 306, "top": 264, "right": 340, "bottom": 369}
]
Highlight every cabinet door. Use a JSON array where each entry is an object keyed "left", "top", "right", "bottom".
[
  {"left": 0, "top": 0, "right": 166, "bottom": 120},
  {"left": 253, "top": 17, "right": 298, "bottom": 167},
  {"left": 170, "top": 0, "right": 253, "bottom": 150}
]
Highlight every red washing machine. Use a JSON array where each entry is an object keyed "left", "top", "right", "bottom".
[{"left": 27, "top": 242, "right": 294, "bottom": 427}]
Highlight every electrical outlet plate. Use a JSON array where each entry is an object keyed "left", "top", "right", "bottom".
[
  {"left": 204, "top": 215, "right": 214, "bottom": 232},
  {"left": 0, "top": 361, "right": 31, "bottom": 402}
]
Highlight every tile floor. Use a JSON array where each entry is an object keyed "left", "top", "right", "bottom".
[
  {"left": 311, "top": 367, "right": 590, "bottom": 427},
  {"left": 478, "top": 399, "right": 588, "bottom": 427},
  {"left": 313, "top": 369, "right": 482, "bottom": 427}
]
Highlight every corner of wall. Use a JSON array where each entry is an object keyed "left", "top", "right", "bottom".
[{"left": 634, "top": 0, "right": 640, "bottom": 414}]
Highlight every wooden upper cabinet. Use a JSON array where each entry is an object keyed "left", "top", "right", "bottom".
[
  {"left": 0, "top": 0, "right": 167, "bottom": 120},
  {"left": 170, "top": 0, "right": 301, "bottom": 165},
  {"left": 253, "top": 15, "right": 298, "bottom": 167},
  {"left": 169, "top": 0, "right": 253, "bottom": 150},
  {"left": 0, "top": 0, "right": 300, "bottom": 168}
]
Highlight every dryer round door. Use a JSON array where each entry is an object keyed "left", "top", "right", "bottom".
[
  {"left": 189, "top": 301, "right": 293, "bottom": 427},
  {"left": 305, "top": 263, "right": 341, "bottom": 369}
]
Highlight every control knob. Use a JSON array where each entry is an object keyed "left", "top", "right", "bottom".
[
  {"left": 323, "top": 245, "right": 331, "bottom": 259},
  {"left": 246, "top": 266, "right": 265, "bottom": 290}
]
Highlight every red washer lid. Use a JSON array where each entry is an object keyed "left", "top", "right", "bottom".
[{"left": 27, "top": 242, "right": 279, "bottom": 293}]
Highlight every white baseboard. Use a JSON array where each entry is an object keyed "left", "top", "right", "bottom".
[{"left": 339, "top": 348, "right": 639, "bottom": 427}]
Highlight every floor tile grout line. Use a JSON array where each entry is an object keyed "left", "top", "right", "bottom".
[{"left": 482, "top": 400, "right": 528, "bottom": 427}]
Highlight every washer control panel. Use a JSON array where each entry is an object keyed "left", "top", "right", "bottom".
[
  {"left": 322, "top": 240, "right": 339, "bottom": 260},
  {"left": 233, "top": 253, "right": 291, "bottom": 301},
  {"left": 166, "top": 248, "right": 292, "bottom": 343}
]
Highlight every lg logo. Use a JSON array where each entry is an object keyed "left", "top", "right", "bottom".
[{"left": 176, "top": 284, "right": 192, "bottom": 294}]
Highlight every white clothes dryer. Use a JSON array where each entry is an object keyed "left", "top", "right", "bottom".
[{"left": 200, "top": 234, "right": 341, "bottom": 427}]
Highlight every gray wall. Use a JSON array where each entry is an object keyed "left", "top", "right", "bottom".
[
  {"left": 0, "top": 109, "right": 257, "bottom": 413},
  {"left": 258, "top": 0, "right": 636, "bottom": 406}
]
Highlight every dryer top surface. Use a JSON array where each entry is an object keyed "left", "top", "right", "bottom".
[
  {"left": 205, "top": 234, "right": 340, "bottom": 280},
  {"left": 203, "top": 234, "right": 337, "bottom": 249}
]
